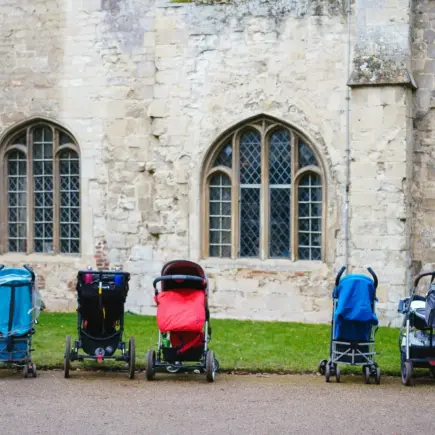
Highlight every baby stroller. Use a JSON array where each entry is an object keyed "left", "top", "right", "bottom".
[
  {"left": 145, "top": 260, "right": 219, "bottom": 382},
  {"left": 398, "top": 270, "right": 435, "bottom": 386},
  {"left": 318, "top": 266, "right": 380, "bottom": 384},
  {"left": 0, "top": 264, "right": 40, "bottom": 378},
  {"left": 64, "top": 268, "right": 136, "bottom": 379}
]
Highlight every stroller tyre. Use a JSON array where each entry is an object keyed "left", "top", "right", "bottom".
[
  {"left": 31, "top": 363, "right": 37, "bottom": 378},
  {"left": 64, "top": 335, "right": 71, "bottom": 379},
  {"left": 325, "top": 363, "right": 331, "bottom": 382},
  {"left": 22, "top": 364, "right": 28, "bottom": 378},
  {"left": 402, "top": 361, "right": 414, "bottom": 386},
  {"left": 145, "top": 349, "right": 156, "bottom": 381},
  {"left": 318, "top": 359, "right": 327, "bottom": 376},
  {"left": 128, "top": 337, "right": 136, "bottom": 380},
  {"left": 206, "top": 350, "right": 216, "bottom": 382},
  {"left": 363, "top": 366, "right": 370, "bottom": 384},
  {"left": 335, "top": 365, "right": 341, "bottom": 383},
  {"left": 375, "top": 366, "right": 381, "bottom": 385}
]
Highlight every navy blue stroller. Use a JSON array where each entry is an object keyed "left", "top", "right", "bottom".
[
  {"left": 0, "top": 264, "right": 40, "bottom": 377},
  {"left": 318, "top": 266, "right": 380, "bottom": 384}
]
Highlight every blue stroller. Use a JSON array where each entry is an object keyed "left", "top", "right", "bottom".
[
  {"left": 0, "top": 264, "right": 40, "bottom": 377},
  {"left": 318, "top": 266, "right": 380, "bottom": 384}
]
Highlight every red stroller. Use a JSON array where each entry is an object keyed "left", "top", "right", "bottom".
[{"left": 145, "top": 260, "right": 219, "bottom": 382}]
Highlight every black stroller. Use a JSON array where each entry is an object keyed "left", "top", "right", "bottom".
[
  {"left": 64, "top": 268, "right": 136, "bottom": 379},
  {"left": 398, "top": 271, "right": 435, "bottom": 386}
]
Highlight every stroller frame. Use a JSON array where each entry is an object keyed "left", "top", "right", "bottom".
[
  {"left": 145, "top": 260, "right": 219, "bottom": 382},
  {"left": 398, "top": 271, "right": 435, "bottom": 386},
  {"left": 0, "top": 264, "right": 38, "bottom": 378},
  {"left": 318, "top": 266, "right": 381, "bottom": 384},
  {"left": 64, "top": 269, "right": 136, "bottom": 379}
]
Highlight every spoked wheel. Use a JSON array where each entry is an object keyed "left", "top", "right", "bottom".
[
  {"left": 335, "top": 365, "right": 341, "bottom": 383},
  {"left": 206, "top": 350, "right": 216, "bottom": 382},
  {"left": 128, "top": 337, "right": 136, "bottom": 380},
  {"left": 363, "top": 365, "right": 371, "bottom": 384},
  {"left": 402, "top": 361, "right": 414, "bottom": 386},
  {"left": 145, "top": 349, "right": 156, "bottom": 381},
  {"left": 325, "top": 362, "right": 331, "bottom": 383},
  {"left": 375, "top": 366, "right": 381, "bottom": 385},
  {"left": 318, "top": 359, "right": 327, "bottom": 376},
  {"left": 64, "top": 335, "right": 71, "bottom": 379}
]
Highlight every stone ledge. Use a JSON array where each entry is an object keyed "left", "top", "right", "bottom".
[{"left": 348, "top": 56, "right": 417, "bottom": 89}]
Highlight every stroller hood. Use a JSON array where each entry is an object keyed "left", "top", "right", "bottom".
[
  {"left": 0, "top": 268, "right": 34, "bottom": 337},
  {"left": 333, "top": 274, "right": 378, "bottom": 340}
]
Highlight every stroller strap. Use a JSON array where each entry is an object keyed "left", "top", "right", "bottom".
[{"left": 176, "top": 332, "right": 203, "bottom": 355}]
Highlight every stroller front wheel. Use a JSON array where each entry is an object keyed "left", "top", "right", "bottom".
[
  {"left": 145, "top": 349, "right": 156, "bottom": 381},
  {"left": 64, "top": 335, "right": 71, "bottom": 379},
  {"left": 402, "top": 361, "right": 414, "bottom": 386},
  {"left": 318, "top": 359, "right": 327, "bottom": 376},
  {"left": 128, "top": 337, "right": 136, "bottom": 380},
  {"left": 206, "top": 350, "right": 216, "bottom": 382}
]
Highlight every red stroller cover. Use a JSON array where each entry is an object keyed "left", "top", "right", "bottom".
[{"left": 155, "top": 289, "right": 206, "bottom": 333}]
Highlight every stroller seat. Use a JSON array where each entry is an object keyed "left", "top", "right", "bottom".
[{"left": 333, "top": 274, "right": 378, "bottom": 342}]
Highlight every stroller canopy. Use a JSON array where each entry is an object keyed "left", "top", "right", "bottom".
[
  {"left": 333, "top": 274, "right": 378, "bottom": 341},
  {"left": 0, "top": 268, "right": 33, "bottom": 337},
  {"left": 156, "top": 261, "right": 207, "bottom": 333}
]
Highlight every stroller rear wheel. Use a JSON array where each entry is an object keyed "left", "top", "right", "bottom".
[
  {"left": 363, "top": 365, "right": 371, "bottom": 384},
  {"left": 206, "top": 350, "right": 216, "bottom": 382},
  {"left": 375, "top": 366, "right": 381, "bottom": 385},
  {"left": 64, "top": 335, "right": 71, "bottom": 379},
  {"left": 325, "top": 362, "right": 331, "bottom": 382},
  {"left": 145, "top": 349, "right": 156, "bottom": 381},
  {"left": 318, "top": 359, "right": 327, "bottom": 376},
  {"left": 128, "top": 337, "right": 136, "bottom": 380},
  {"left": 402, "top": 361, "right": 414, "bottom": 386},
  {"left": 335, "top": 365, "right": 341, "bottom": 383}
]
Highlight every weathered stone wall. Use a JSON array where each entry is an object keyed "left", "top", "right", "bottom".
[
  {"left": 0, "top": 0, "right": 419, "bottom": 325},
  {"left": 411, "top": 0, "right": 435, "bottom": 284}
]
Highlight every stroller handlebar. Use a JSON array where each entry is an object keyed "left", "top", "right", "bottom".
[
  {"left": 23, "top": 264, "right": 36, "bottom": 283},
  {"left": 153, "top": 275, "right": 207, "bottom": 294},
  {"left": 413, "top": 271, "right": 435, "bottom": 288},
  {"left": 334, "top": 266, "right": 378, "bottom": 289}
]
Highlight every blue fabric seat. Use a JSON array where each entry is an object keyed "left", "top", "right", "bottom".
[{"left": 333, "top": 274, "right": 378, "bottom": 342}]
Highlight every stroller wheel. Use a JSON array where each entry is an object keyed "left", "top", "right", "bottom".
[
  {"left": 22, "top": 364, "right": 29, "bottom": 379},
  {"left": 325, "top": 363, "right": 331, "bottom": 383},
  {"left": 64, "top": 335, "right": 71, "bottom": 379},
  {"left": 375, "top": 366, "right": 381, "bottom": 385},
  {"left": 402, "top": 361, "right": 414, "bottom": 386},
  {"left": 318, "top": 359, "right": 327, "bottom": 376},
  {"left": 128, "top": 337, "right": 136, "bottom": 380},
  {"left": 428, "top": 367, "right": 435, "bottom": 378},
  {"left": 363, "top": 366, "right": 371, "bottom": 384},
  {"left": 206, "top": 350, "right": 216, "bottom": 382},
  {"left": 145, "top": 349, "right": 156, "bottom": 381},
  {"left": 335, "top": 365, "right": 341, "bottom": 383}
]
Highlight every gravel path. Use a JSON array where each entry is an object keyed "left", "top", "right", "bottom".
[{"left": 0, "top": 370, "right": 434, "bottom": 434}]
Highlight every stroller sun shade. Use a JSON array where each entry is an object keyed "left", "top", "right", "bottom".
[
  {"left": 0, "top": 269, "right": 33, "bottom": 337},
  {"left": 155, "top": 261, "right": 208, "bottom": 333},
  {"left": 333, "top": 274, "right": 378, "bottom": 341}
]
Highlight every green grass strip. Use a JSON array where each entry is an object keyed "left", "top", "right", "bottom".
[{"left": 29, "top": 312, "right": 402, "bottom": 375}]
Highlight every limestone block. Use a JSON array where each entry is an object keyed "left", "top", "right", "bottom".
[{"left": 130, "top": 246, "right": 154, "bottom": 261}]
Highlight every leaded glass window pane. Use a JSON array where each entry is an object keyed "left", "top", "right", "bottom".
[
  {"left": 299, "top": 141, "right": 318, "bottom": 168},
  {"left": 7, "top": 151, "right": 27, "bottom": 252},
  {"left": 239, "top": 129, "right": 261, "bottom": 257},
  {"left": 240, "top": 130, "right": 261, "bottom": 185},
  {"left": 209, "top": 174, "right": 231, "bottom": 258},
  {"left": 240, "top": 188, "right": 260, "bottom": 257},
  {"left": 298, "top": 173, "right": 322, "bottom": 260},
  {"left": 269, "top": 129, "right": 291, "bottom": 258},
  {"left": 213, "top": 144, "right": 232, "bottom": 168},
  {"left": 33, "top": 127, "right": 54, "bottom": 253},
  {"left": 60, "top": 149, "right": 80, "bottom": 254}
]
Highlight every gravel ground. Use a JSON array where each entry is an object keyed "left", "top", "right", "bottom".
[{"left": 1, "top": 370, "right": 434, "bottom": 435}]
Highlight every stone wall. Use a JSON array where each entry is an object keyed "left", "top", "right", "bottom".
[
  {"left": 0, "top": 0, "right": 420, "bottom": 325},
  {"left": 412, "top": 0, "right": 435, "bottom": 285}
]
